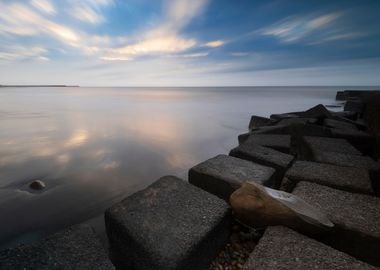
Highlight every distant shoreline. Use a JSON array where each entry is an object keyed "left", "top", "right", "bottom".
[{"left": 0, "top": 85, "right": 79, "bottom": 88}]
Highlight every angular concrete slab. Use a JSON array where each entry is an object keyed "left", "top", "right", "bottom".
[
  {"left": 105, "top": 176, "right": 230, "bottom": 270},
  {"left": 300, "top": 104, "right": 332, "bottom": 119},
  {"left": 0, "top": 225, "right": 114, "bottom": 270},
  {"left": 324, "top": 118, "right": 358, "bottom": 130},
  {"left": 330, "top": 128, "right": 374, "bottom": 154},
  {"left": 189, "top": 155, "right": 276, "bottom": 200},
  {"left": 276, "top": 117, "right": 317, "bottom": 126},
  {"left": 253, "top": 123, "right": 332, "bottom": 139},
  {"left": 230, "top": 142, "right": 293, "bottom": 171},
  {"left": 301, "top": 136, "right": 362, "bottom": 157},
  {"left": 344, "top": 100, "right": 365, "bottom": 114},
  {"left": 248, "top": 115, "right": 273, "bottom": 131},
  {"left": 293, "top": 182, "right": 380, "bottom": 266},
  {"left": 243, "top": 226, "right": 377, "bottom": 270},
  {"left": 311, "top": 150, "right": 380, "bottom": 192},
  {"left": 270, "top": 112, "right": 300, "bottom": 121},
  {"left": 283, "top": 161, "right": 373, "bottom": 194},
  {"left": 242, "top": 134, "right": 292, "bottom": 154},
  {"left": 238, "top": 132, "right": 251, "bottom": 144},
  {"left": 312, "top": 150, "right": 380, "bottom": 171},
  {"left": 229, "top": 142, "right": 294, "bottom": 187}
]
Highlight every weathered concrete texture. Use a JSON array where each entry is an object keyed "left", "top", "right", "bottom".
[
  {"left": 312, "top": 150, "right": 380, "bottom": 171},
  {"left": 253, "top": 123, "right": 332, "bottom": 139},
  {"left": 301, "top": 136, "right": 362, "bottom": 157},
  {"left": 283, "top": 161, "right": 373, "bottom": 194},
  {"left": 276, "top": 117, "right": 317, "bottom": 126},
  {"left": 330, "top": 128, "right": 374, "bottom": 154},
  {"left": 331, "top": 110, "right": 358, "bottom": 120},
  {"left": 189, "top": 155, "right": 276, "bottom": 200},
  {"left": 270, "top": 112, "right": 300, "bottom": 121},
  {"left": 248, "top": 115, "right": 273, "bottom": 131},
  {"left": 229, "top": 142, "right": 294, "bottom": 187},
  {"left": 105, "top": 176, "right": 231, "bottom": 270},
  {"left": 293, "top": 182, "right": 380, "bottom": 266},
  {"left": 238, "top": 132, "right": 250, "bottom": 144},
  {"left": 0, "top": 225, "right": 114, "bottom": 270},
  {"left": 299, "top": 104, "right": 332, "bottom": 119},
  {"left": 324, "top": 118, "right": 358, "bottom": 130},
  {"left": 345, "top": 100, "right": 365, "bottom": 113},
  {"left": 241, "top": 134, "right": 292, "bottom": 154},
  {"left": 243, "top": 226, "right": 377, "bottom": 270}
]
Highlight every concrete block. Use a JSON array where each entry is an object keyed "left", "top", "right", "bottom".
[
  {"left": 248, "top": 115, "right": 273, "bottom": 131},
  {"left": 298, "top": 136, "right": 362, "bottom": 160},
  {"left": 229, "top": 142, "right": 294, "bottom": 187},
  {"left": 189, "top": 155, "right": 276, "bottom": 200},
  {"left": 293, "top": 182, "right": 380, "bottom": 265},
  {"left": 0, "top": 225, "right": 114, "bottom": 270},
  {"left": 324, "top": 118, "right": 358, "bottom": 130},
  {"left": 241, "top": 134, "right": 292, "bottom": 154},
  {"left": 330, "top": 128, "right": 374, "bottom": 154},
  {"left": 105, "top": 176, "right": 231, "bottom": 270},
  {"left": 243, "top": 226, "right": 377, "bottom": 270},
  {"left": 283, "top": 161, "right": 373, "bottom": 194}
]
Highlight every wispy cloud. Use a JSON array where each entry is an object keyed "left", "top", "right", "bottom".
[
  {"left": 71, "top": 5, "right": 105, "bottom": 24},
  {"left": 260, "top": 12, "right": 341, "bottom": 43},
  {"left": 204, "top": 40, "right": 225, "bottom": 48},
  {"left": 0, "top": 46, "right": 49, "bottom": 62},
  {"left": 101, "top": 0, "right": 210, "bottom": 61},
  {"left": 31, "top": 0, "right": 56, "bottom": 15}
]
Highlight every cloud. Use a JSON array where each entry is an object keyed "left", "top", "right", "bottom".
[
  {"left": 204, "top": 40, "right": 225, "bottom": 48},
  {"left": 31, "top": 0, "right": 56, "bottom": 15},
  {"left": 100, "top": 0, "right": 209, "bottom": 61},
  {"left": 0, "top": 0, "right": 214, "bottom": 63},
  {"left": 260, "top": 12, "right": 341, "bottom": 43},
  {"left": 0, "top": 46, "right": 48, "bottom": 62},
  {"left": 72, "top": 5, "right": 105, "bottom": 24}
]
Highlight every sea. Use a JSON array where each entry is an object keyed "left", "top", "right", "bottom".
[{"left": 0, "top": 86, "right": 372, "bottom": 249}]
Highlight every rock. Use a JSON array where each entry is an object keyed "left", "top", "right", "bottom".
[
  {"left": 29, "top": 180, "right": 46, "bottom": 190},
  {"left": 283, "top": 161, "right": 373, "bottom": 194},
  {"left": 344, "top": 100, "right": 365, "bottom": 114},
  {"left": 230, "top": 182, "right": 334, "bottom": 235},
  {"left": 238, "top": 132, "right": 251, "bottom": 144},
  {"left": 331, "top": 110, "right": 358, "bottom": 120},
  {"left": 323, "top": 118, "right": 358, "bottom": 130},
  {"left": 248, "top": 116, "right": 273, "bottom": 131},
  {"left": 298, "top": 136, "right": 362, "bottom": 160},
  {"left": 105, "top": 176, "right": 230, "bottom": 270},
  {"left": 269, "top": 113, "right": 300, "bottom": 122},
  {"left": 243, "top": 226, "right": 377, "bottom": 270},
  {"left": 276, "top": 117, "right": 317, "bottom": 126},
  {"left": 0, "top": 225, "right": 114, "bottom": 269},
  {"left": 299, "top": 104, "right": 332, "bottom": 119},
  {"left": 252, "top": 123, "right": 332, "bottom": 139},
  {"left": 293, "top": 182, "right": 380, "bottom": 266},
  {"left": 239, "top": 134, "right": 292, "bottom": 154},
  {"left": 336, "top": 91, "right": 347, "bottom": 101},
  {"left": 330, "top": 128, "right": 374, "bottom": 155},
  {"left": 229, "top": 142, "right": 294, "bottom": 187},
  {"left": 189, "top": 155, "right": 276, "bottom": 200}
]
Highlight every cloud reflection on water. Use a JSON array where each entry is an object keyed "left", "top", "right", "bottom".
[{"left": 0, "top": 86, "right": 339, "bottom": 248}]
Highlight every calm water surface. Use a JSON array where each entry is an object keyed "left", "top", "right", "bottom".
[{"left": 0, "top": 86, "right": 348, "bottom": 248}]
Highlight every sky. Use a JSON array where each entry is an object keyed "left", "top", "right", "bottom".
[{"left": 0, "top": 0, "right": 379, "bottom": 86}]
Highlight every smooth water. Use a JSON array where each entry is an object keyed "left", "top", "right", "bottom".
[{"left": 0, "top": 86, "right": 347, "bottom": 248}]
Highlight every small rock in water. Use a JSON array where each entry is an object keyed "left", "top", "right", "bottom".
[{"left": 29, "top": 180, "right": 46, "bottom": 190}]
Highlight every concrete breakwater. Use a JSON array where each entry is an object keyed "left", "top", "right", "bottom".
[{"left": 0, "top": 90, "right": 379, "bottom": 270}]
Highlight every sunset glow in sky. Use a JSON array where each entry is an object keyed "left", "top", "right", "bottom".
[{"left": 0, "top": 0, "right": 379, "bottom": 86}]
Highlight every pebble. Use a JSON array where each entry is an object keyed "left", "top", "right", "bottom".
[{"left": 209, "top": 220, "right": 262, "bottom": 270}]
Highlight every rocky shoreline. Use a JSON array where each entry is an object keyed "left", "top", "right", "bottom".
[{"left": 0, "top": 89, "right": 379, "bottom": 269}]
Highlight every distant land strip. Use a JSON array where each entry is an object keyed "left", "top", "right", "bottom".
[{"left": 0, "top": 85, "right": 79, "bottom": 87}]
